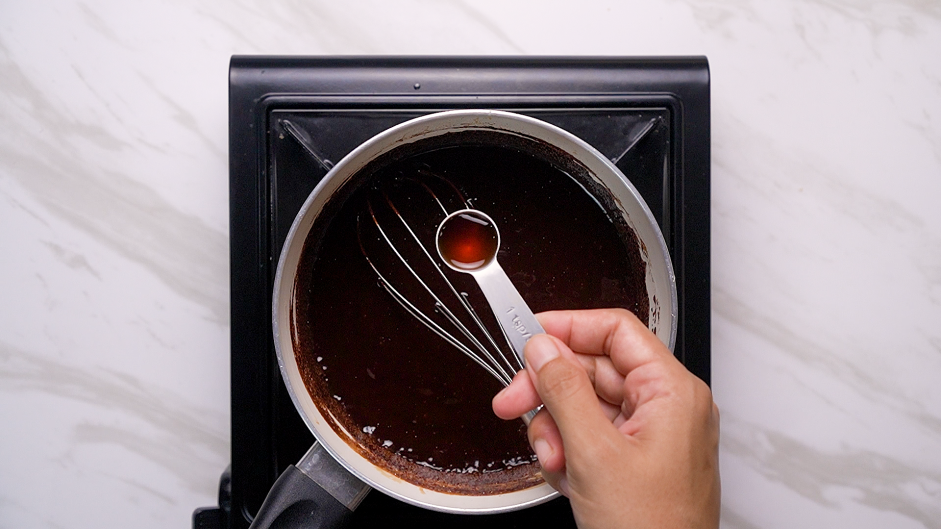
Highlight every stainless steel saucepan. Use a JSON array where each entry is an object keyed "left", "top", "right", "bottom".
[{"left": 251, "top": 110, "right": 677, "bottom": 528}]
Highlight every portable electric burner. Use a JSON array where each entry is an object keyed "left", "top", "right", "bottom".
[{"left": 194, "top": 56, "right": 710, "bottom": 529}]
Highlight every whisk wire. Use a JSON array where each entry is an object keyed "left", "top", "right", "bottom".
[
  {"left": 358, "top": 175, "right": 525, "bottom": 387},
  {"left": 357, "top": 219, "right": 506, "bottom": 383},
  {"left": 371, "top": 195, "right": 499, "bottom": 369}
]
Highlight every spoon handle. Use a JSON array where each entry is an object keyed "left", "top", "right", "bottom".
[{"left": 471, "top": 262, "right": 546, "bottom": 367}]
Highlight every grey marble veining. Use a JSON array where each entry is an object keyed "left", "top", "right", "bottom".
[
  {"left": 1, "top": 0, "right": 939, "bottom": 527},
  {"left": 0, "top": 340, "right": 225, "bottom": 486},
  {"left": 726, "top": 419, "right": 941, "bottom": 527},
  {"left": 2, "top": 39, "right": 228, "bottom": 306}
]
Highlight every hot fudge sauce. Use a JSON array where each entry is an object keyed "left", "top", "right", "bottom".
[{"left": 290, "top": 136, "right": 649, "bottom": 495}]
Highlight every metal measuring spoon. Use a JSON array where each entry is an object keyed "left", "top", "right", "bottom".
[{"left": 435, "top": 208, "right": 546, "bottom": 367}]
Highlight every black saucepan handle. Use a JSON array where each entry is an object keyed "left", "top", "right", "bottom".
[{"left": 249, "top": 442, "right": 371, "bottom": 529}]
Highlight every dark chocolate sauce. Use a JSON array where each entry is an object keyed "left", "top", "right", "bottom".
[{"left": 291, "top": 138, "right": 649, "bottom": 495}]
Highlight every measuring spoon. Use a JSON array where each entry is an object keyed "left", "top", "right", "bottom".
[{"left": 435, "top": 208, "right": 546, "bottom": 367}]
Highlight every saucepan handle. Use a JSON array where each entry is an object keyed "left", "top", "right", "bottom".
[{"left": 249, "top": 442, "right": 371, "bottom": 529}]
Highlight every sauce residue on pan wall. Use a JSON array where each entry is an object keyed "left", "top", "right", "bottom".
[{"left": 291, "top": 137, "right": 649, "bottom": 495}]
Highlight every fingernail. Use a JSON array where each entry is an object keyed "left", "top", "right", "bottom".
[
  {"left": 533, "top": 438, "right": 552, "bottom": 467},
  {"left": 526, "top": 335, "right": 560, "bottom": 372}
]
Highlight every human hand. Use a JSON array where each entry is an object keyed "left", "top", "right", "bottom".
[{"left": 492, "top": 309, "right": 720, "bottom": 529}]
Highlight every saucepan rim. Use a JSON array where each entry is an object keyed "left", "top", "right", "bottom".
[{"left": 271, "top": 109, "right": 677, "bottom": 513}]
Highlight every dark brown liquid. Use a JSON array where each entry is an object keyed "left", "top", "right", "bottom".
[
  {"left": 291, "top": 140, "right": 649, "bottom": 495},
  {"left": 438, "top": 211, "right": 499, "bottom": 271}
]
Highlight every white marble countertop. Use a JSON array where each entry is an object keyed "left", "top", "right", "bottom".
[{"left": 1, "top": 1, "right": 939, "bottom": 527}]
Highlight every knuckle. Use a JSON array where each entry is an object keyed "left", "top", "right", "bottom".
[{"left": 538, "top": 359, "right": 587, "bottom": 402}]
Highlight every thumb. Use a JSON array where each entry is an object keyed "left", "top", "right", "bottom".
[{"left": 525, "top": 334, "right": 611, "bottom": 448}]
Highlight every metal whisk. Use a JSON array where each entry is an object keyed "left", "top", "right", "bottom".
[{"left": 357, "top": 173, "right": 525, "bottom": 387}]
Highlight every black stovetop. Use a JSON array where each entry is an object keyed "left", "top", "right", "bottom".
[{"left": 195, "top": 56, "right": 710, "bottom": 529}]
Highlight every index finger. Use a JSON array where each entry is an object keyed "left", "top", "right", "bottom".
[{"left": 537, "top": 308, "right": 674, "bottom": 375}]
